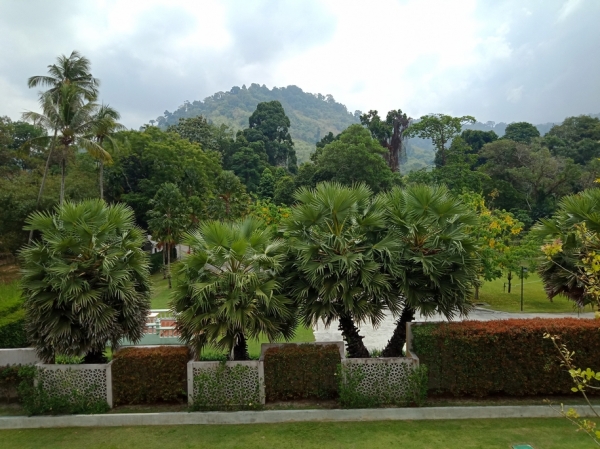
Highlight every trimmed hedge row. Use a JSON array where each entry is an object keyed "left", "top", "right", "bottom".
[
  {"left": 112, "top": 346, "right": 190, "bottom": 405},
  {"left": 0, "top": 295, "right": 27, "bottom": 349},
  {"left": 264, "top": 344, "right": 341, "bottom": 401},
  {"left": 412, "top": 318, "right": 600, "bottom": 397}
]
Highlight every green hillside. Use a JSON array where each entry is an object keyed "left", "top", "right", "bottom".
[{"left": 155, "top": 84, "right": 360, "bottom": 162}]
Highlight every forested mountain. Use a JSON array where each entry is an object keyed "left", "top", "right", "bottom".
[{"left": 155, "top": 84, "right": 361, "bottom": 162}]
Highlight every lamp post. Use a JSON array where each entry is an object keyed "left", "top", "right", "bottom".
[{"left": 520, "top": 267, "right": 528, "bottom": 312}]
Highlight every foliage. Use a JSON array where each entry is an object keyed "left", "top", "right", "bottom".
[
  {"left": 503, "top": 121, "right": 541, "bottom": 144},
  {"left": 360, "top": 109, "right": 411, "bottom": 171},
  {"left": 16, "top": 365, "right": 109, "bottom": 416},
  {"left": 535, "top": 189, "right": 600, "bottom": 306},
  {"left": 167, "top": 115, "right": 233, "bottom": 154},
  {"left": 0, "top": 365, "right": 21, "bottom": 402},
  {"left": 191, "top": 362, "right": 263, "bottom": 411},
  {"left": 337, "top": 363, "right": 428, "bottom": 408},
  {"left": 171, "top": 218, "right": 297, "bottom": 360},
  {"left": 263, "top": 344, "right": 341, "bottom": 401},
  {"left": 311, "top": 124, "right": 395, "bottom": 192},
  {"left": 208, "top": 170, "right": 251, "bottom": 220},
  {"left": 381, "top": 184, "right": 480, "bottom": 356},
  {"left": 412, "top": 318, "right": 600, "bottom": 397},
  {"left": 405, "top": 114, "right": 476, "bottom": 167},
  {"left": 0, "top": 286, "right": 27, "bottom": 348},
  {"left": 20, "top": 199, "right": 152, "bottom": 362},
  {"left": 112, "top": 346, "right": 190, "bottom": 405},
  {"left": 282, "top": 182, "right": 401, "bottom": 358},
  {"left": 247, "top": 198, "right": 291, "bottom": 229},
  {"left": 104, "top": 126, "right": 222, "bottom": 228}
]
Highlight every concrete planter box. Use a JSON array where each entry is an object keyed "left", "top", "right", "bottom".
[
  {"left": 187, "top": 360, "right": 264, "bottom": 406},
  {"left": 36, "top": 362, "right": 113, "bottom": 408},
  {"left": 0, "top": 348, "right": 41, "bottom": 366},
  {"left": 341, "top": 356, "right": 419, "bottom": 403}
]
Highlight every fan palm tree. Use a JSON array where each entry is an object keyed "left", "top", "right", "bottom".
[
  {"left": 171, "top": 218, "right": 297, "bottom": 360},
  {"left": 381, "top": 184, "right": 480, "bottom": 357},
  {"left": 23, "top": 83, "right": 111, "bottom": 206},
  {"left": 20, "top": 199, "right": 152, "bottom": 363},
  {"left": 26, "top": 51, "right": 100, "bottom": 208},
  {"left": 90, "top": 104, "right": 125, "bottom": 199},
  {"left": 281, "top": 182, "right": 402, "bottom": 358},
  {"left": 534, "top": 188, "right": 600, "bottom": 307}
]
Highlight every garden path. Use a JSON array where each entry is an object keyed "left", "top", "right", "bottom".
[{"left": 312, "top": 308, "right": 596, "bottom": 351}]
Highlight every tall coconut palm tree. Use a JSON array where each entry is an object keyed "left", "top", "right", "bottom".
[
  {"left": 23, "top": 83, "right": 111, "bottom": 206},
  {"left": 282, "top": 182, "right": 402, "bottom": 358},
  {"left": 90, "top": 104, "right": 125, "bottom": 199},
  {"left": 26, "top": 51, "right": 100, "bottom": 208},
  {"left": 171, "top": 218, "right": 297, "bottom": 360},
  {"left": 381, "top": 184, "right": 480, "bottom": 357},
  {"left": 20, "top": 199, "right": 152, "bottom": 363}
]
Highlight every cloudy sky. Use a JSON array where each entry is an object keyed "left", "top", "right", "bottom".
[{"left": 1, "top": 0, "right": 598, "bottom": 128}]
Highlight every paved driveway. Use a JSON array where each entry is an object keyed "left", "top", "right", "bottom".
[{"left": 312, "top": 308, "right": 596, "bottom": 351}]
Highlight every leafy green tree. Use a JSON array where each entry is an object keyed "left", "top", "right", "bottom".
[
  {"left": 247, "top": 101, "right": 297, "bottom": 171},
  {"left": 171, "top": 218, "right": 297, "bottom": 360},
  {"left": 544, "top": 115, "right": 600, "bottom": 165},
  {"left": 360, "top": 109, "right": 411, "bottom": 172},
  {"left": 208, "top": 170, "right": 250, "bottom": 219},
  {"left": 167, "top": 115, "right": 233, "bottom": 154},
  {"left": 460, "top": 129, "right": 498, "bottom": 152},
  {"left": 147, "top": 183, "right": 190, "bottom": 288},
  {"left": 229, "top": 140, "right": 268, "bottom": 192},
  {"left": 313, "top": 124, "right": 394, "bottom": 192},
  {"left": 104, "top": 126, "right": 222, "bottom": 227},
  {"left": 381, "top": 185, "right": 480, "bottom": 357},
  {"left": 257, "top": 168, "right": 275, "bottom": 200},
  {"left": 503, "top": 122, "right": 540, "bottom": 144},
  {"left": 282, "top": 182, "right": 402, "bottom": 358},
  {"left": 273, "top": 175, "right": 296, "bottom": 206},
  {"left": 20, "top": 199, "right": 151, "bottom": 363},
  {"left": 405, "top": 114, "right": 476, "bottom": 167}
]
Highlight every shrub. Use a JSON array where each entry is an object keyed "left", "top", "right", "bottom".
[
  {"left": 112, "top": 346, "right": 190, "bottom": 405},
  {"left": 191, "top": 362, "right": 262, "bottom": 411},
  {"left": 0, "top": 365, "right": 21, "bottom": 402},
  {"left": 412, "top": 318, "right": 600, "bottom": 397},
  {"left": 0, "top": 289, "right": 27, "bottom": 348},
  {"left": 264, "top": 344, "right": 341, "bottom": 401}
]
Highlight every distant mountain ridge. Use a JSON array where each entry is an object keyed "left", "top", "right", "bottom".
[
  {"left": 155, "top": 84, "right": 361, "bottom": 162},
  {"left": 154, "top": 84, "right": 598, "bottom": 166}
]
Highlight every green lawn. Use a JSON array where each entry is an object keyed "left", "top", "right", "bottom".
[
  {"left": 0, "top": 418, "right": 592, "bottom": 449},
  {"left": 478, "top": 271, "right": 595, "bottom": 313},
  {"left": 150, "top": 270, "right": 173, "bottom": 309},
  {"left": 0, "top": 280, "right": 20, "bottom": 303}
]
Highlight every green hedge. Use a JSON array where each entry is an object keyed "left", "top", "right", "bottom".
[
  {"left": 0, "top": 292, "right": 27, "bottom": 349},
  {"left": 264, "top": 344, "right": 341, "bottom": 401},
  {"left": 412, "top": 318, "right": 600, "bottom": 397},
  {"left": 112, "top": 346, "right": 190, "bottom": 405}
]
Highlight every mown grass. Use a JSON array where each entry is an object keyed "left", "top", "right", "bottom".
[
  {"left": 0, "top": 418, "right": 592, "bottom": 449},
  {"left": 478, "top": 271, "right": 595, "bottom": 313},
  {"left": 0, "top": 280, "right": 21, "bottom": 305}
]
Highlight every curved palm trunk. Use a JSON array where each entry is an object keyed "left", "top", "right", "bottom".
[
  {"left": 29, "top": 129, "right": 58, "bottom": 244},
  {"left": 99, "top": 160, "right": 104, "bottom": 200},
  {"left": 59, "top": 155, "right": 66, "bottom": 207},
  {"left": 167, "top": 242, "right": 172, "bottom": 289},
  {"left": 232, "top": 334, "right": 249, "bottom": 360},
  {"left": 381, "top": 305, "right": 415, "bottom": 357},
  {"left": 338, "top": 313, "right": 370, "bottom": 358}
]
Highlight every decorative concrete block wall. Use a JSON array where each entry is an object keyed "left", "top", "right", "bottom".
[
  {"left": 0, "top": 348, "right": 41, "bottom": 366},
  {"left": 341, "top": 356, "right": 418, "bottom": 403},
  {"left": 36, "top": 362, "right": 113, "bottom": 408},
  {"left": 187, "top": 360, "right": 264, "bottom": 406}
]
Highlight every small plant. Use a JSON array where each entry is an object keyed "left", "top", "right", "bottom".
[
  {"left": 55, "top": 355, "right": 84, "bottom": 365},
  {"left": 191, "top": 362, "right": 262, "bottom": 411},
  {"left": 0, "top": 365, "right": 21, "bottom": 403},
  {"left": 406, "top": 364, "right": 429, "bottom": 406}
]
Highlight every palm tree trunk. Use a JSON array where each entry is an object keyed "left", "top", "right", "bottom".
[
  {"left": 167, "top": 242, "right": 172, "bottom": 289},
  {"left": 232, "top": 334, "right": 249, "bottom": 360},
  {"left": 99, "top": 160, "right": 104, "bottom": 200},
  {"left": 29, "top": 128, "right": 58, "bottom": 244},
  {"left": 381, "top": 305, "right": 415, "bottom": 357},
  {"left": 338, "top": 313, "right": 370, "bottom": 358},
  {"left": 59, "top": 155, "right": 66, "bottom": 207},
  {"left": 83, "top": 348, "right": 106, "bottom": 364}
]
